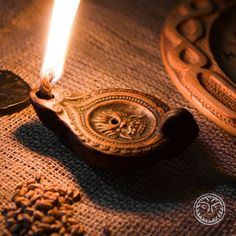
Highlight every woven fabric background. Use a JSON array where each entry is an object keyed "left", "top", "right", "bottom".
[{"left": 0, "top": 0, "right": 235, "bottom": 235}]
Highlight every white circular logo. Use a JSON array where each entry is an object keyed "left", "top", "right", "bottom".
[{"left": 193, "top": 193, "right": 225, "bottom": 225}]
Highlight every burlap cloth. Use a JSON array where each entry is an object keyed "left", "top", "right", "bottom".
[{"left": 0, "top": 0, "right": 235, "bottom": 235}]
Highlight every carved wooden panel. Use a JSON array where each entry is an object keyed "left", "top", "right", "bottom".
[{"left": 161, "top": 0, "right": 236, "bottom": 136}]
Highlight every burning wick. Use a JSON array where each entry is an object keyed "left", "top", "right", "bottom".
[
  {"left": 39, "top": 70, "right": 54, "bottom": 99},
  {"left": 39, "top": 0, "right": 81, "bottom": 99}
]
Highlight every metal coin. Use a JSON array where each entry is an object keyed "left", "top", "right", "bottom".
[{"left": 0, "top": 70, "right": 30, "bottom": 116}]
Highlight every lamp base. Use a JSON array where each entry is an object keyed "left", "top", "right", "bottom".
[{"left": 30, "top": 88, "right": 199, "bottom": 171}]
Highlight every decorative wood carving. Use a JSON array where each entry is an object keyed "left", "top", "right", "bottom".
[
  {"left": 30, "top": 88, "right": 199, "bottom": 171},
  {"left": 161, "top": 0, "right": 236, "bottom": 136}
]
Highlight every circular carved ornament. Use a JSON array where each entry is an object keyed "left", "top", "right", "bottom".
[
  {"left": 51, "top": 89, "right": 168, "bottom": 156},
  {"left": 161, "top": 0, "right": 236, "bottom": 136}
]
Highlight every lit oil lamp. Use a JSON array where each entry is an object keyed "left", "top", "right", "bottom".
[{"left": 30, "top": 0, "right": 199, "bottom": 171}]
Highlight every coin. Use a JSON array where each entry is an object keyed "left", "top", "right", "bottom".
[{"left": 0, "top": 70, "right": 30, "bottom": 116}]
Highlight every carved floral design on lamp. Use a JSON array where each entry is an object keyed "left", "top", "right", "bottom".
[{"left": 93, "top": 110, "right": 147, "bottom": 140}]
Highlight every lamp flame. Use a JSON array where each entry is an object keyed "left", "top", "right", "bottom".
[{"left": 41, "top": 0, "right": 80, "bottom": 84}]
